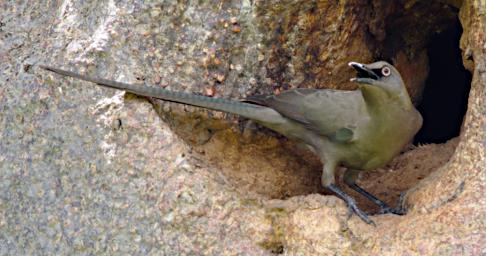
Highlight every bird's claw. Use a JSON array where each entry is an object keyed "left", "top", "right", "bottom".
[
  {"left": 346, "top": 199, "right": 376, "bottom": 226},
  {"left": 378, "top": 192, "right": 407, "bottom": 215},
  {"left": 376, "top": 192, "right": 407, "bottom": 215},
  {"left": 346, "top": 205, "right": 354, "bottom": 220},
  {"left": 377, "top": 205, "right": 405, "bottom": 215},
  {"left": 327, "top": 184, "right": 376, "bottom": 226}
]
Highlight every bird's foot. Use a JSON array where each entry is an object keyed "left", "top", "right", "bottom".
[
  {"left": 346, "top": 182, "right": 407, "bottom": 216},
  {"left": 346, "top": 198, "right": 376, "bottom": 226},
  {"left": 377, "top": 205, "right": 405, "bottom": 215},
  {"left": 327, "top": 184, "right": 376, "bottom": 226},
  {"left": 377, "top": 192, "right": 407, "bottom": 215}
]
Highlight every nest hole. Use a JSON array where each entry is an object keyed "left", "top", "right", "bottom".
[{"left": 414, "top": 18, "right": 472, "bottom": 144}]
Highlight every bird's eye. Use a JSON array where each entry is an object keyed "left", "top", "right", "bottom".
[{"left": 381, "top": 67, "right": 391, "bottom": 77}]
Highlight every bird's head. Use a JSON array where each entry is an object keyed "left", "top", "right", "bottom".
[{"left": 349, "top": 61, "right": 412, "bottom": 108}]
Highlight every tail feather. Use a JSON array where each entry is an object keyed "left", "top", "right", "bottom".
[{"left": 40, "top": 65, "right": 262, "bottom": 118}]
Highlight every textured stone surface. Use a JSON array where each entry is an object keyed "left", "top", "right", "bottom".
[{"left": 1, "top": 0, "right": 484, "bottom": 255}]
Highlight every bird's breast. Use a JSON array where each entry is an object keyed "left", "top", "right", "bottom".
[{"left": 341, "top": 107, "right": 421, "bottom": 170}]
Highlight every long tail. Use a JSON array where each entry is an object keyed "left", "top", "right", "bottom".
[{"left": 40, "top": 65, "right": 273, "bottom": 120}]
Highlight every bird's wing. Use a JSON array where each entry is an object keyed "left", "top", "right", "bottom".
[
  {"left": 245, "top": 88, "right": 317, "bottom": 125},
  {"left": 246, "top": 88, "right": 370, "bottom": 143}
]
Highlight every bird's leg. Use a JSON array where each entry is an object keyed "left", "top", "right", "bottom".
[
  {"left": 343, "top": 169, "right": 405, "bottom": 215},
  {"left": 321, "top": 162, "right": 375, "bottom": 225}
]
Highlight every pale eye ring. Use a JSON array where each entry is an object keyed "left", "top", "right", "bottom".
[{"left": 381, "top": 66, "right": 391, "bottom": 76}]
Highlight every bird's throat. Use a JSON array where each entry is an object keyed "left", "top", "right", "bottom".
[{"left": 359, "top": 84, "right": 413, "bottom": 111}]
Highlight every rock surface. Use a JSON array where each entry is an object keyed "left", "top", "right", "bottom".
[{"left": 1, "top": 0, "right": 484, "bottom": 255}]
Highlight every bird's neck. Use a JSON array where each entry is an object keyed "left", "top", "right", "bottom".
[{"left": 359, "top": 85, "right": 413, "bottom": 111}]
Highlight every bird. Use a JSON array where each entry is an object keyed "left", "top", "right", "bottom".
[{"left": 40, "top": 61, "right": 422, "bottom": 225}]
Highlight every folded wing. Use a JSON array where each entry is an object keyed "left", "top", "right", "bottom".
[{"left": 246, "top": 88, "right": 370, "bottom": 143}]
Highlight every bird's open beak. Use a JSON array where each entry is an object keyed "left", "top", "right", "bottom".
[{"left": 348, "top": 62, "right": 379, "bottom": 82}]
